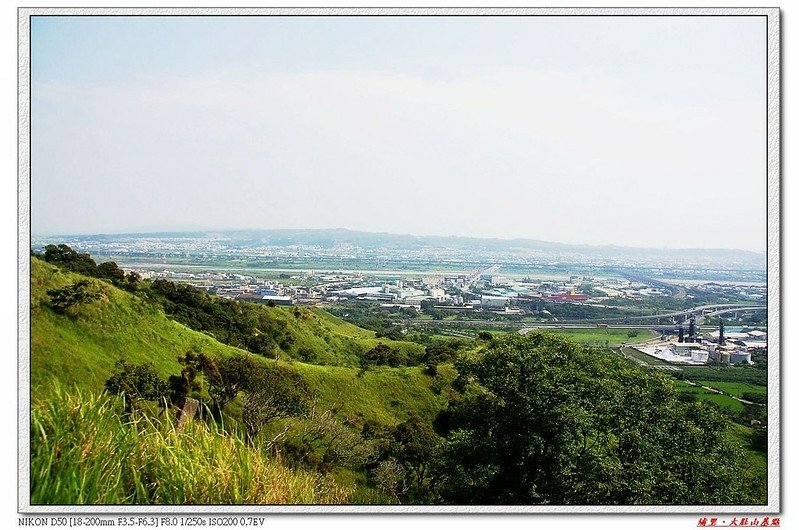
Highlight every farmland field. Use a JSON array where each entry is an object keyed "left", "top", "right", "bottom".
[
  {"left": 672, "top": 380, "right": 745, "bottom": 412},
  {"left": 536, "top": 328, "right": 658, "bottom": 346},
  {"left": 695, "top": 380, "right": 766, "bottom": 400}
]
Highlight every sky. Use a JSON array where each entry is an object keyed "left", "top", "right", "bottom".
[{"left": 30, "top": 15, "right": 767, "bottom": 251}]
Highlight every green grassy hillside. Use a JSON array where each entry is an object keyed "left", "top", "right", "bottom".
[
  {"left": 273, "top": 306, "right": 424, "bottom": 366},
  {"left": 31, "top": 259, "right": 230, "bottom": 392},
  {"left": 30, "top": 258, "right": 446, "bottom": 428}
]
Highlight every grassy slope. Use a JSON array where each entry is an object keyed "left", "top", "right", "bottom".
[
  {"left": 31, "top": 260, "right": 231, "bottom": 392},
  {"left": 298, "top": 362, "right": 456, "bottom": 425},
  {"left": 31, "top": 258, "right": 445, "bottom": 428},
  {"left": 275, "top": 306, "right": 424, "bottom": 366}
]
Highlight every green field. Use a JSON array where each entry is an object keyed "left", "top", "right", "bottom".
[
  {"left": 543, "top": 328, "right": 657, "bottom": 346},
  {"left": 672, "top": 380, "right": 745, "bottom": 412},
  {"left": 679, "top": 365, "right": 767, "bottom": 387},
  {"left": 695, "top": 380, "right": 767, "bottom": 400}
]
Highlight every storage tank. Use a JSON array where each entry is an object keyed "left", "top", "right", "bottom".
[{"left": 729, "top": 351, "right": 752, "bottom": 364}]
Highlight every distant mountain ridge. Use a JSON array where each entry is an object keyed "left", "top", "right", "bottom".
[{"left": 39, "top": 228, "right": 765, "bottom": 259}]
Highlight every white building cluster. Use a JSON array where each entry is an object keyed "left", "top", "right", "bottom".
[{"left": 636, "top": 327, "right": 766, "bottom": 366}]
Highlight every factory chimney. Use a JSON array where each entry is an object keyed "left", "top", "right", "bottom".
[
  {"left": 678, "top": 325, "right": 684, "bottom": 343},
  {"left": 688, "top": 316, "right": 696, "bottom": 342},
  {"left": 719, "top": 321, "right": 725, "bottom": 346}
]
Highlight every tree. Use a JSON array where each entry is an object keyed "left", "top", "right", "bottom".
[
  {"left": 420, "top": 299, "right": 435, "bottom": 311},
  {"left": 242, "top": 365, "right": 310, "bottom": 444},
  {"left": 751, "top": 424, "right": 767, "bottom": 451},
  {"left": 47, "top": 280, "right": 101, "bottom": 313},
  {"left": 105, "top": 360, "right": 168, "bottom": 412},
  {"left": 168, "top": 350, "right": 214, "bottom": 407},
  {"left": 389, "top": 414, "right": 439, "bottom": 501},
  {"left": 43, "top": 244, "right": 97, "bottom": 276},
  {"left": 206, "top": 354, "right": 269, "bottom": 413},
  {"left": 433, "top": 332, "right": 755, "bottom": 505},
  {"left": 372, "top": 458, "right": 407, "bottom": 502},
  {"left": 124, "top": 270, "right": 142, "bottom": 288},
  {"left": 96, "top": 261, "right": 126, "bottom": 283},
  {"left": 285, "top": 405, "right": 374, "bottom": 472},
  {"left": 376, "top": 325, "right": 405, "bottom": 341}
]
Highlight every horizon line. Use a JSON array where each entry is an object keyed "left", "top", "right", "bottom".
[{"left": 30, "top": 227, "right": 767, "bottom": 255}]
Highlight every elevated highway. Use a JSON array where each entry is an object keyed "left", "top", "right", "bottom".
[
  {"left": 586, "top": 303, "right": 765, "bottom": 323},
  {"left": 391, "top": 302, "right": 764, "bottom": 332}
]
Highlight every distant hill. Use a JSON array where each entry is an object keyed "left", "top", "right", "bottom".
[{"left": 34, "top": 228, "right": 765, "bottom": 271}]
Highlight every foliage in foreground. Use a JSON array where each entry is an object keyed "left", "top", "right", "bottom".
[
  {"left": 433, "top": 333, "right": 762, "bottom": 505},
  {"left": 30, "top": 386, "right": 351, "bottom": 505}
]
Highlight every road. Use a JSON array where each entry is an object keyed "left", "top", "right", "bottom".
[
  {"left": 581, "top": 303, "right": 765, "bottom": 323},
  {"left": 395, "top": 319, "right": 716, "bottom": 332}
]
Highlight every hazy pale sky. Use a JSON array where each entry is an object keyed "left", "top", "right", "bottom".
[{"left": 31, "top": 15, "right": 767, "bottom": 251}]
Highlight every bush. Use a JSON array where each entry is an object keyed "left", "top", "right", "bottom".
[
  {"left": 741, "top": 392, "right": 767, "bottom": 405},
  {"left": 361, "top": 343, "right": 404, "bottom": 368},
  {"left": 104, "top": 360, "right": 168, "bottom": 411},
  {"left": 47, "top": 280, "right": 101, "bottom": 313},
  {"left": 147, "top": 280, "right": 294, "bottom": 357}
]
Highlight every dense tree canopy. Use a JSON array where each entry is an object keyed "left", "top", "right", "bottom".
[
  {"left": 40, "top": 244, "right": 140, "bottom": 291},
  {"left": 433, "top": 333, "right": 754, "bottom": 505},
  {"left": 43, "top": 244, "right": 98, "bottom": 276}
]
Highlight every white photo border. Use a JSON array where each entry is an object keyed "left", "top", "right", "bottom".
[{"left": 17, "top": 6, "right": 781, "bottom": 515}]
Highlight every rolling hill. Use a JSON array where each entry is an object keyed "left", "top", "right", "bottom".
[{"left": 30, "top": 257, "right": 449, "bottom": 427}]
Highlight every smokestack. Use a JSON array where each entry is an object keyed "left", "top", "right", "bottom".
[
  {"left": 719, "top": 321, "right": 725, "bottom": 346},
  {"left": 689, "top": 317, "right": 696, "bottom": 341},
  {"left": 678, "top": 325, "right": 684, "bottom": 343}
]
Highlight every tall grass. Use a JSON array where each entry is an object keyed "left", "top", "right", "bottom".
[{"left": 31, "top": 386, "right": 351, "bottom": 504}]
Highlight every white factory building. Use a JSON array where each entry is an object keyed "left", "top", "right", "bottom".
[
  {"left": 481, "top": 295, "right": 510, "bottom": 310},
  {"left": 673, "top": 342, "right": 710, "bottom": 363}
]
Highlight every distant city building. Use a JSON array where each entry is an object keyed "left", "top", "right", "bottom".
[
  {"left": 545, "top": 292, "right": 589, "bottom": 302},
  {"left": 481, "top": 295, "right": 509, "bottom": 310},
  {"left": 428, "top": 287, "right": 446, "bottom": 302},
  {"left": 259, "top": 295, "right": 294, "bottom": 306}
]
